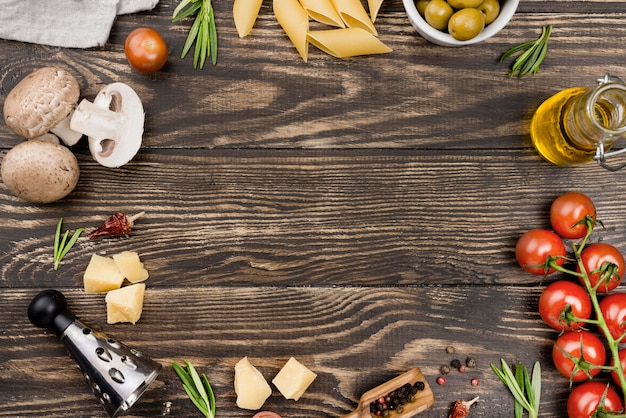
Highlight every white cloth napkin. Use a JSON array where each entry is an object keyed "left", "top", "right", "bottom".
[{"left": 0, "top": 0, "right": 160, "bottom": 48}]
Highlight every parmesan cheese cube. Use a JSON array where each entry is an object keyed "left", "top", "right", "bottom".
[
  {"left": 105, "top": 283, "right": 146, "bottom": 324},
  {"left": 234, "top": 357, "right": 272, "bottom": 410},
  {"left": 112, "top": 251, "right": 149, "bottom": 283},
  {"left": 83, "top": 254, "right": 124, "bottom": 293},
  {"left": 106, "top": 305, "right": 128, "bottom": 325},
  {"left": 272, "top": 357, "right": 317, "bottom": 401}
]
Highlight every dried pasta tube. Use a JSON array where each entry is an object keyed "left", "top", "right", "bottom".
[
  {"left": 299, "top": 0, "right": 345, "bottom": 28},
  {"left": 368, "top": 0, "right": 384, "bottom": 22},
  {"left": 330, "top": 0, "right": 377, "bottom": 35},
  {"left": 274, "top": 0, "right": 309, "bottom": 62},
  {"left": 307, "top": 27, "right": 391, "bottom": 58},
  {"left": 234, "top": 0, "right": 264, "bottom": 37}
]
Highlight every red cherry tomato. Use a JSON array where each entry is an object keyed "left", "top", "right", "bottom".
[
  {"left": 577, "top": 243, "right": 625, "bottom": 293},
  {"left": 599, "top": 292, "right": 626, "bottom": 341},
  {"left": 567, "top": 381, "right": 623, "bottom": 418},
  {"left": 516, "top": 229, "right": 566, "bottom": 275},
  {"left": 610, "top": 349, "right": 626, "bottom": 388},
  {"left": 252, "top": 413, "right": 282, "bottom": 418},
  {"left": 553, "top": 331, "right": 605, "bottom": 381},
  {"left": 538, "top": 281, "right": 592, "bottom": 331},
  {"left": 124, "top": 27, "right": 168, "bottom": 73},
  {"left": 550, "top": 192, "right": 596, "bottom": 239}
]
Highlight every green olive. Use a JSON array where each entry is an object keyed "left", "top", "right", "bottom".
[
  {"left": 448, "top": 7, "right": 485, "bottom": 41},
  {"left": 447, "top": 0, "right": 483, "bottom": 8},
  {"left": 416, "top": 0, "right": 431, "bottom": 16},
  {"left": 424, "top": 0, "right": 454, "bottom": 30},
  {"left": 476, "top": 0, "right": 500, "bottom": 24}
]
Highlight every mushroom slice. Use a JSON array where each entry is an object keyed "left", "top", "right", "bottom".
[
  {"left": 3, "top": 67, "right": 83, "bottom": 146},
  {"left": 70, "top": 82, "right": 145, "bottom": 168}
]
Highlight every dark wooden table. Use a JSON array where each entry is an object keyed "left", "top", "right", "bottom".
[{"left": 2, "top": 0, "right": 626, "bottom": 416}]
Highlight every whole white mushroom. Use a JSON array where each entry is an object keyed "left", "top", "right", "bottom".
[{"left": 1, "top": 141, "right": 80, "bottom": 203}]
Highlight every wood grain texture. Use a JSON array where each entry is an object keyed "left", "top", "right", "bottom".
[
  {"left": 0, "top": 286, "right": 580, "bottom": 417},
  {"left": 2, "top": 0, "right": 626, "bottom": 417}
]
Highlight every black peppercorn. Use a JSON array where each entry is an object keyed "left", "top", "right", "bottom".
[
  {"left": 466, "top": 357, "right": 478, "bottom": 368},
  {"left": 450, "top": 359, "right": 462, "bottom": 369}
]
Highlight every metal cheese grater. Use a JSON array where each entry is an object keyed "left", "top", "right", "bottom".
[{"left": 27, "top": 289, "right": 162, "bottom": 417}]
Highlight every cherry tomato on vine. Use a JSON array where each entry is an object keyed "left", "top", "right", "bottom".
[
  {"left": 124, "top": 27, "right": 168, "bottom": 73},
  {"left": 553, "top": 330, "right": 606, "bottom": 381},
  {"left": 577, "top": 243, "right": 625, "bottom": 293},
  {"left": 538, "top": 281, "right": 592, "bottom": 331},
  {"left": 567, "top": 381, "right": 623, "bottom": 418},
  {"left": 550, "top": 192, "right": 596, "bottom": 239},
  {"left": 516, "top": 229, "right": 566, "bottom": 275},
  {"left": 610, "top": 349, "right": 626, "bottom": 388},
  {"left": 599, "top": 292, "right": 626, "bottom": 341}
]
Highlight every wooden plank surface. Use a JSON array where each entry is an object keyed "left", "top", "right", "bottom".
[{"left": 2, "top": 0, "right": 626, "bottom": 417}]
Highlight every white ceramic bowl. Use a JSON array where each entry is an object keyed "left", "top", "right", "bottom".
[{"left": 402, "top": 0, "right": 520, "bottom": 46}]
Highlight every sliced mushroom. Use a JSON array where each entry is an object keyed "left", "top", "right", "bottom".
[
  {"left": 70, "top": 82, "right": 144, "bottom": 168},
  {"left": 3, "top": 67, "right": 83, "bottom": 146}
]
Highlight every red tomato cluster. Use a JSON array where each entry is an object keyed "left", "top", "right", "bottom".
[{"left": 516, "top": 192, "right": 626, "bottom": 417}]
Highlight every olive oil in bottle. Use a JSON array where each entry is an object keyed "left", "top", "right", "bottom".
[{"left": 529, "top": 76, "right": 626, "bottom": 167}]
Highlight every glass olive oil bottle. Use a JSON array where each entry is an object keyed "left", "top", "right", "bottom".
[{"left": 530, "top": 75, "right": 626, "bottom": 167}]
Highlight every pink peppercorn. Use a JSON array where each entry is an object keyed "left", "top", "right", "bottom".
[{"left": 437, "top": 376, "right": 447, "bottom": 385}]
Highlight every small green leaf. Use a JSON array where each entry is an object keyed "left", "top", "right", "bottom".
[
  {"left": 501, "top": 25, "right": 552, "bottom": 78},
  {"left": 491, "top": 359, "right": 539, "bottom": 416},
  {"left": 53, "top": 219, "right": 83, "bottom": 270},
  {"left": 173, "top": 0, "right": 217, "bottom": 68},
  {"left": 172, "top": 361, "right": 215, "bottom": 418}
]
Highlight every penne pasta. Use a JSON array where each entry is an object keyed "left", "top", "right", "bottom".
[
  {"left": 307, "top": 27, "right": 392, "bottom": 58},
  {"left": 298, "top": 0, "right": 345, "bottom": 28},
  {"left": 368, "top": 0, "right": 384, "bottom": 22},
  {"left": 330, "top": 0, "right": 377, "bottom": 36},
  {"left": 234, "top": 0, "right": 264, "bottom": 38},
  {"left": 273, "top": 0, "right": 310, "bottom": 62}
]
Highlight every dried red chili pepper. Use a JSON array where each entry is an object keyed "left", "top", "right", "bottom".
[
  {"left": 89, "top": 211, "right": 144, "bottom": 239},
  {"left": 449, "top": 397, "right": 479, "bottom": 418}
]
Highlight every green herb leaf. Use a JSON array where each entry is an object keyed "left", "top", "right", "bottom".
[
  {"left": 171, "top": 361, "right": 215, "bottom": 418},
  {"left": 491, "top": 359, "right": 541, "bottom": 418},
  {"left": 53, "top": 218, "right": 84, "bottom": 270},
  {"left": 500, "top": 25, "right": 552, "bottom": 78},
  {"left": 530, "top": 361, "right": 542, "bottom": 413},
  {"left": 514, "top": 362, "right": 524, "bottom": 418},
  {"left": 173, "top": 0, "right": 217, "bottom": 68}
]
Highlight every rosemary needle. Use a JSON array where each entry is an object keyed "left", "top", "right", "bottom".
[
  {"left": 173, "top": 0, "right": 218, "bottom": 68},
  {"left": 172, "top": 360, "right": 216, "bottom": 418},
  {"left": 53, "top": 218, "right": 84, "bottom": 270},
  {"left": 501, "top": 25, "right": 552, "bottom": 78},
  {"left": 491, "top": 359, "right": 541, "bottom": 418}
]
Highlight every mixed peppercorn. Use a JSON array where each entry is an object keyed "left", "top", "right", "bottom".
[{"left": 369, "top": 381, "right": 426, "bottom": 416}]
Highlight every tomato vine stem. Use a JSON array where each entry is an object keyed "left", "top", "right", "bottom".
[{"left": 547, "top": 219, "right": 626, "bottom": 410}]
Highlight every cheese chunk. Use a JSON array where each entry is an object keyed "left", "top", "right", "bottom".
[
  {"left": 83, "top": 254, "right": 124, "bottom": 293},
  {"left": 234, "top": 357, "right": 272, "bottom": 410},
  {"left": 112, "top": 251, "right": 149, "bottom": 283},
  {"left": 272, "top": 357, "right": 317, "bottom": 401},
  {"left": 105, "top": 283, "right": 146, "bottom": 324},
  {"left": 106, "top": 305, "right": 128, "bottom": 324}
]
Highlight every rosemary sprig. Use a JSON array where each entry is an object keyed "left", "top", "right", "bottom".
[
  {"left": 490, "top": 359, "right": 541, "bottom": 418},
  {"left": 172, "top": 360, "right": 216, "bottom": 418},
  {"left": 172, "top": 0, "right": 218, "bottom": 69},
  {"left": 53, "top": 218, "right": 84, "bottom": 270},
  {"left": 500, "top": 25, "right": 552, "bottom": 78}
]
